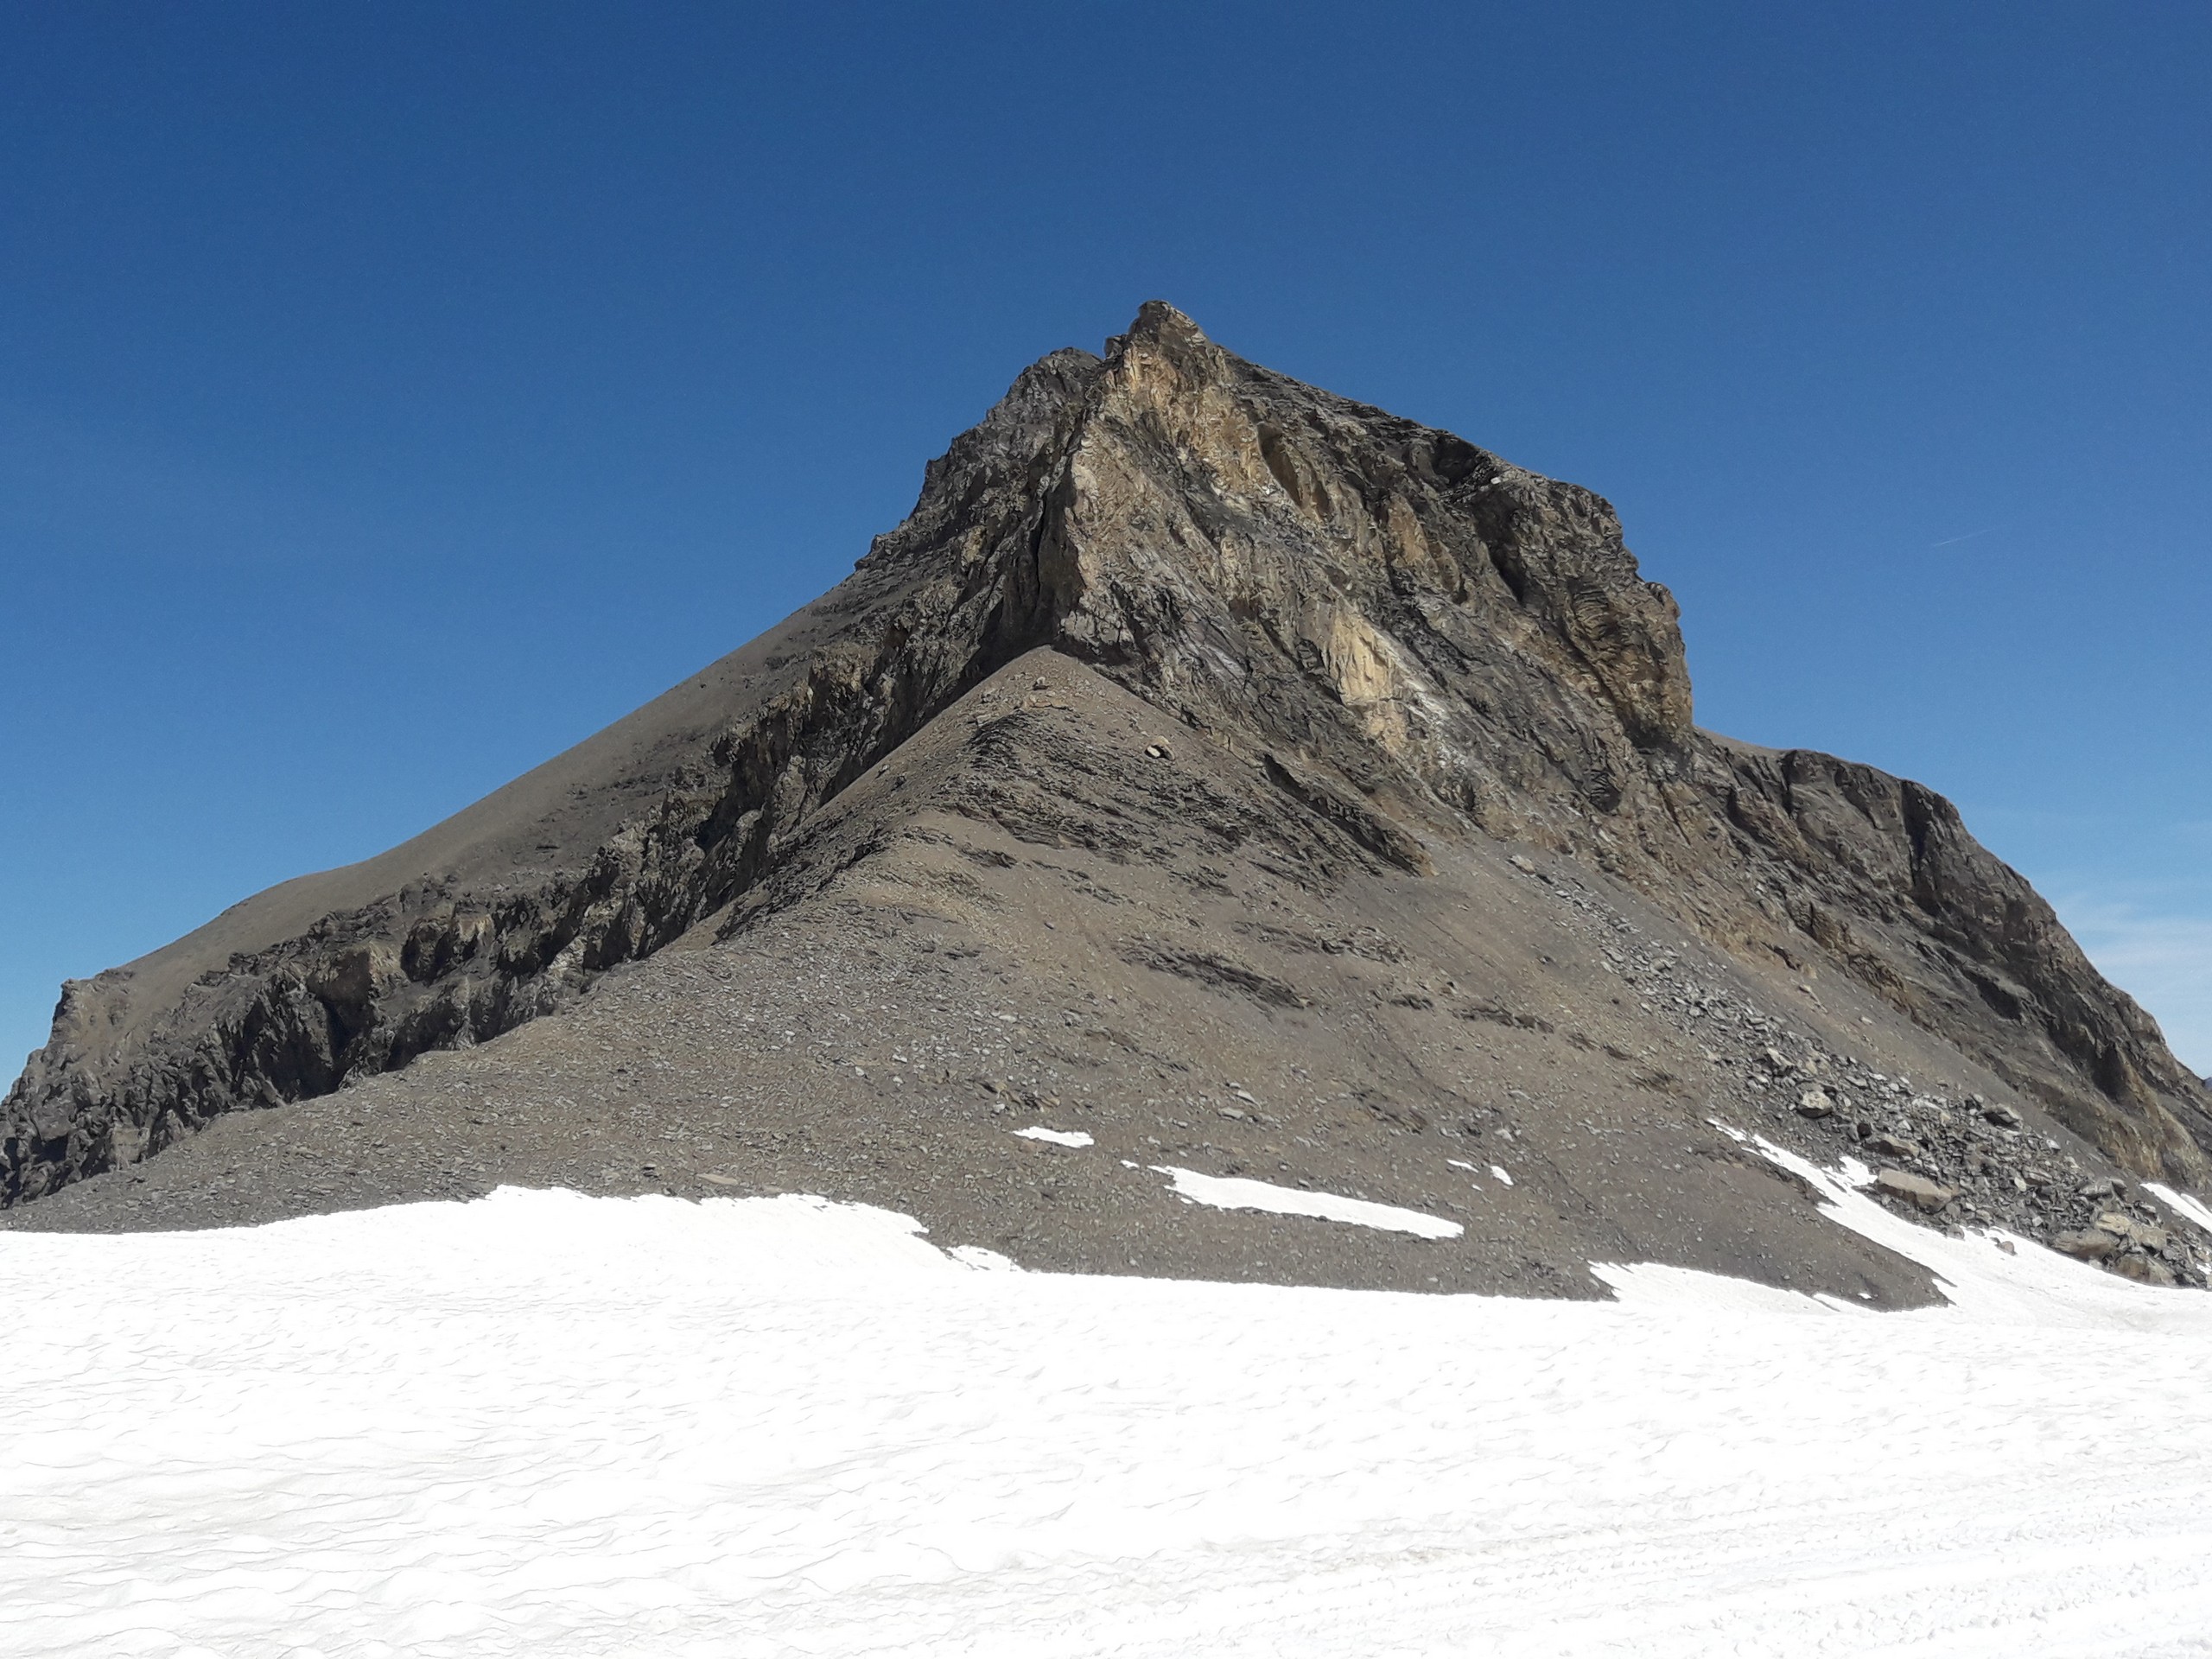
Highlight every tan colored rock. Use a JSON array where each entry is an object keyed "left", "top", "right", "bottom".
[
  {"left": 2113, "top": 1254, "right": 2178, "bottom": 1287},
  {"left": 2094, "top": 1212, "right": 2170, "bottom": 1252},
  {"left": 1875, "top": 1169, "right": 1955, "bottom": 1211},
  {"left": 2052, "top": 1229, "right": 2120, "bottom": 1262}
]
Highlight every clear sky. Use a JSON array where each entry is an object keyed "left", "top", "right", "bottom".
[{"left": 3, "top": 3, "right": 2207, "bottom": 1075}]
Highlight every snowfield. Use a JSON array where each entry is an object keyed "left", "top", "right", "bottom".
[{"left": 4, "top": 1146, "right": 2212, "bottom": 1657}]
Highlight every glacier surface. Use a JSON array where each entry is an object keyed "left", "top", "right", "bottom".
[{"left": 4, "top": 1162, "right": 2211, "bottom": 1656}]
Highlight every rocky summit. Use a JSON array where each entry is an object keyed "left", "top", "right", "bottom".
[{"left": 7, "top": 302, "right": 2209, "bottom": 1300}]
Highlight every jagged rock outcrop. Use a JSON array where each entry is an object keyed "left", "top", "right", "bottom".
[{"left": 7, "top": 302, "right": 2207, "bottom": 1214}]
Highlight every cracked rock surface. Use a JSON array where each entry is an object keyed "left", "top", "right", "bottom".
[{"left": 7, "top": 303, "right": 2208, "bottom": 1298}]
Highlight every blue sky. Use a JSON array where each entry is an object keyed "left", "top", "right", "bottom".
[{"left": 3, "top": 2, "right": 2207, "bottom": 1072}]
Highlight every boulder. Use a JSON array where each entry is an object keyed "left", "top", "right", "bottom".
[
  {"left": 2113, "top": 1254, "right": 2178, "bottom": 1287},
  {"left": 2094, "top": 1212, "right": 2169, "bottom": 1252},
  {"left": 1874, "top": 1169, "right": 1955, "bottom": 1212},
  {"left": 2052, "top": 1229, "right": 2120, "bottom": 1262}
]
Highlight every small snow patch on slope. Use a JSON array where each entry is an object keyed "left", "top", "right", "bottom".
[
  {"left": 1014, "top": 1127, "right": 1092, "bottom": 1148},
  {"left": 1151, "top": 1166, "right": 1461, "bottom": 1238}
]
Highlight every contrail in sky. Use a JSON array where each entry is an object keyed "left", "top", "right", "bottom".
[{"left": 1929, "top": 526, "right": 2002, "bottom": 548}]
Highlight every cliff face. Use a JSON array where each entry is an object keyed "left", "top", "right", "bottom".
[{"left": 6, "top": 302, "right": 2206, "bottom": 1213}]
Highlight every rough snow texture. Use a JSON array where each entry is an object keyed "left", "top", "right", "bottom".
[
  {"left": 1153, "top": 1164, "right": 1464, "bottom": 1239},
  {"left": 5, "top": 1183, "right": 2212, "bottom": 1658}
]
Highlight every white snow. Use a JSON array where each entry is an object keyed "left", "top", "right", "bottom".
[
  {"left": 1150, "top": 1164, "right": 1464, "bottom": 1238},
  {"left": 1013, "top": 1126, "right": 1093, "bottom": 1147},
  {"left": 2148, "top": 1179, "right": 2212, "bottom": 1246},
  {"left": 1490, "top": 1163, "right": 1514, "bottom": 1185},
  {"left": 947, "top": 1243, "right": 1020, "bottom": 1272},
  {"left": 3, "top": 1176, "right": 2211, "bottom": 1656}
]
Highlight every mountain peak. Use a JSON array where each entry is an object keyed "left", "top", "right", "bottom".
[
  {"left": 6, "top": 308, "right": 2207, "bottom": 1294},
  {"left": 1116, "top": 297, "right": 1213, "bottom": 349}
]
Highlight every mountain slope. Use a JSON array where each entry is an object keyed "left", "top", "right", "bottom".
[{"left": 7, "top": 304, "right": 2207, "bottom": 1295}]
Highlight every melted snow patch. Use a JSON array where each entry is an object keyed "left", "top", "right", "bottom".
[
  {"left": 1013, "top": 1126, "right": 1092, "bottom": 1148},
  {"left": 1150, "top": 1166, "right": 1462, "bottom": 1238}
]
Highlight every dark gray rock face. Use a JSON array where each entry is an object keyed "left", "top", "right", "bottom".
[{"left": 6, "top": 302, "right": 2207, "bottom": 1226}]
